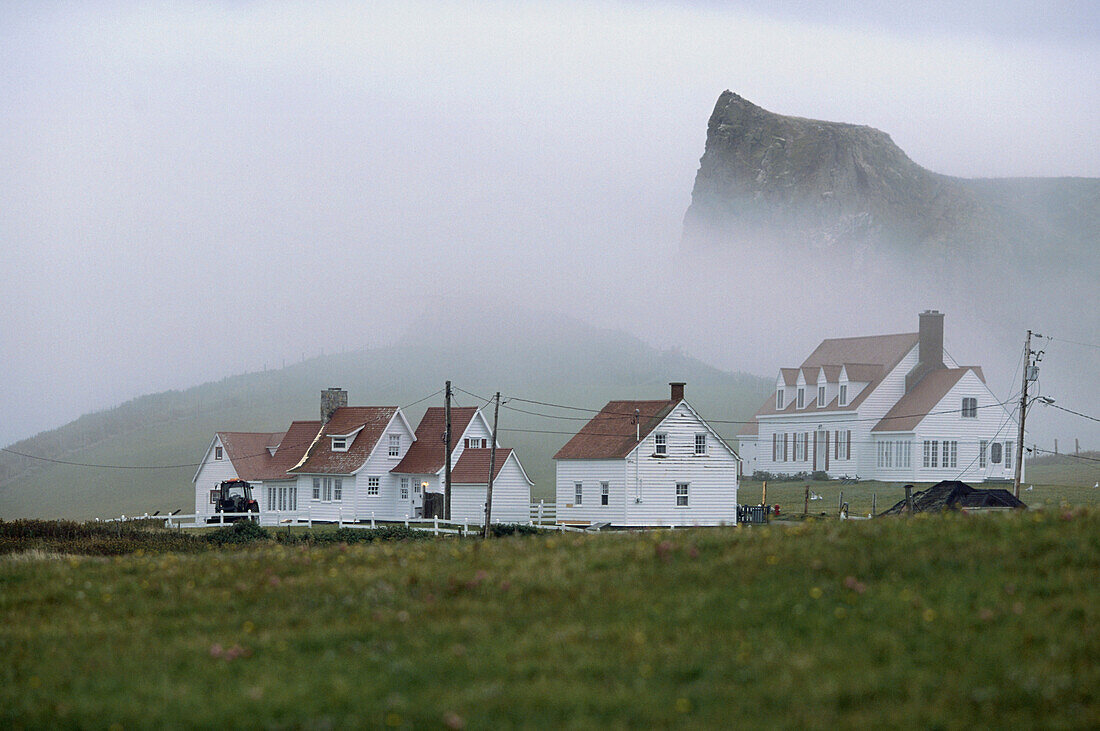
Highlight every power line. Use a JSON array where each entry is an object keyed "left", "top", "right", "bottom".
[
  {"left": 1039, "top": 402, "right": 1100, "bottom": 424},
  {"left": 1048, "top": 335, "right": 1100, "bottom": 350},
  {"left": 1030, "top": 448, "right": 1100, "bottom": 464}
]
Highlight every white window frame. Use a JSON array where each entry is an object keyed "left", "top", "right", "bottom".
[
  {"left": 979, "top": 440, "right": 988, "bottom": 468},
  {"left": 694, "top": 433, "right": 707, "bottom": 456},
  {"left": 797, "top": 387, "right": 805, "bottom": 409},
  {"left": 962, "top": 397, "right": 977, "bottom": 418},
  {"left": 675, "top": 482, "right": 689, "bottom": 507},
  {"left": 367, "top": 476, "right": 380, "bottom": 495},
  {"left": 600, "top": 481, "right": 609, "bottom": 506},
  {"left": 312, "top": 477, "right": 321, "bottom": 500},
  {"left": 331, "top": 437, "right": 348, "bottom": 452},
  {"left": 214, "top": 446, "right": 223, "bottom": 460},
  {"left": 838, "top": 384, "right": 847, "bottom": 406},
  {"left": 400, "top": 477, "right": 409, "bottom": 501},
  {"left": 333, "top": 477, "right": 343, "bottom": 502},
  {"left": 1004, "top": 442, "right": 1013, "bottom": 470},
  {"left": 817, "top": 385, "right": 826, "bottom": 407},
  {"left": 389, "top": 434, "right": 400, "bottom": 457},
  {"left": 574, "top": 481, "right": 583, "bottom": 505},
  {"left": 776, "top": 389, "right": 784, "bottom": 409},
  {"left": 654, "top": 433, "right": 667, "bottom": 456}
]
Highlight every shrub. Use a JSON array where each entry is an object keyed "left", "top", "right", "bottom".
[
  {"left": 489, "top": 523, "right": 542, "bottom": 537},
  {"left": 204, "top": 520, "right": 270, "bottom": 545}
]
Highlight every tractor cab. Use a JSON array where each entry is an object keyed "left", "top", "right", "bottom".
[{"left": 208, "top": 479, "right": 259, "bottom": 522}]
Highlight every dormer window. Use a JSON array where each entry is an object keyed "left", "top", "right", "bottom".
[
  {"left": 464, "top": 437, "right": 486, "bottom": 449},
  {"left": 961, "top": 397, "right": 977, "bottom": 418},
  {"left": 331, "top": 436, "right": 348, "bottom": 452},
  {"left": 817, "top": 386, "right": 826, "bottom": 407},
  {"left": 839, "top": 384, "right": 848, "bottom": 406},
  {"left": 776, "top": 389, "right": 784, "bottom": 409},
  {"left": 797, "top": 387, "right": 805, "bottom": 409}
]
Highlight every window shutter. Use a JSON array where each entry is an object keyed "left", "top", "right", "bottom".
[
  {"left": 834, "top": 430, "right": 839, "bottom": 459},
  {"left": 783, "top": 433, "right": 789, "bottom": 462},
  {"left": 846, "top": 430, "right": 851, "bottom": 460}
]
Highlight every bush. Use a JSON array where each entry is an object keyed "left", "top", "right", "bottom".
[
  {"left": 489, "top": 523, "right": 542, "bottom": 537},
  {"left": 274, "top": 525, "right": 435, "bottom": 545},
  {"left": 204, "top": 520, "right": 270, "bottom": 545},
  {"left": 0, "top": 519, "right": 206, "bottom": 556}
]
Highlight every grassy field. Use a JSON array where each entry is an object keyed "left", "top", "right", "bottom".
[{"left": 2, "top": 512, "right": 1098, "bottom": 728}]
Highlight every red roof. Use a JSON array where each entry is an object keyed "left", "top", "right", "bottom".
[
  {"left": 290, "top": 407, "right": 398, "bottom": 474},
  {"left": 872, "top": 368, "right": 974, "bottom": 432},
  {"left": 252, "top": 421, "right": 321, "bottom": 480},
  {"left": 450, "top": 448, "right": 512, "bottom": 483},
  {"left": 554, "top": 399, "right": 678, "bottom": 460},
  {"left": 215, "top": 431, "right": 285, "bottom": 482},
  {"left": 391, "top": 407, "right": 478, "bottom": 475}
]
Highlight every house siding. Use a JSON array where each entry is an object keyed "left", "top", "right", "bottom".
[
  {"left": 193, "top": 436, "right": 240, "bottom": 521},
  {"left": 451, "top": 455, "right": 532, "bottom": 525},
  {"left": 555, "top": 459, "right": 628, "bottom": 525}
]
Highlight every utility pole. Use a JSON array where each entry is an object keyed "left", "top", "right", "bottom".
[
  {"left": 444, "top": 380, "right": 452, "bottom": 521},
  {"left": 1014, "top": 330, "right": 1040, "bottom": 499},
  {"left": 483, "top": 392, "right": 501, "bottom": 539}
]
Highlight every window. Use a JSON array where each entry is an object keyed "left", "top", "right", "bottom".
[
  {"left": 417, "top": 481, "right": 425, "bottom": 495},
  {"left": 268, "top": 486, "right": 275, "bottom": 510},
  {"left": 776, "top": 389, "right": 784, "bottom": 409},
  {"left": 818, "top": 386, "right": 826, "bottom": 406},
  {"left": 676, "top": 482, "right": 689, "bottom": 507},
  {"left": 896, "top": 441, "right": 910, "bottom": 468},
  {"left": 287, "top": 486, "right": 297, "bottom": 511},
  {"left": 389, "top": 435, "right": 400, "bottom": 457},
  {"left": 990, "top": 442, "right": 1003, "bottom": 464},
  {"left": 312, "top": 477, "right": 321, "bottom": 500},
  {"left": 331, "top": 437, "right": 347, "bottom": 451},
  {"left": 979, "top": 440, "right": 988, "bottom": 468},
  {"left": 400, "top": 477, "right": 409, "bottom": 501},
  {"left": 321, "top": 478, "right": 333, "bottom": 502},
  {"left": 772, "top": 433, "right": 778, "bottom": 461},
  {"left": 838, "top": 385, "right": 848, "bottom": 406},
  {"left": 574, "top": 482, "right": 583, "bottom": 505},
  {"left": 962, "top": 397, "right": 977, "bottom": 418},
  {"left": 368, "top": 476, "right": 380, "bottom": 495},
  {"left": 601, "top": 481, "right": 609, "bottom": 506},
  {"left": 931, "top": 441, "right": 939, "bottom": 468},
  {"left": 1004, "top": 442, "right": 1013, "bottom": 470},
  {"left": 464, "top": 438, "right": 486, "bottom": 449},
  {"left": 214, "top": 446, "right": 223, "bottom": 460},
  {"left": 654, "top": 433, "right": 667, "bottom": 456},
  {"left": 946, "top": 441, "right": 957, "bottom": 469},
  {"left": 923, "top": 441, "right": 931, "bottom": 468},
  {"left": 797, "top": 387, "right": 805, "bottom": 408},
  {"left": 333, "top": 478, "right": 342, "bottom": 502},
  {"left": 695, "top": 433, "right": 707, "bottom": 455}
]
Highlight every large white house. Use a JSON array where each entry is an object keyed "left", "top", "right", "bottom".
[
  {"left": 554, "top": 382, "right": 741, "bottom": 527},
  {"left": 737, "top": 311, "right": 1022, "bottom": 483},
  {"left": 193, "top": 389, "right": 531, "bottom": 525}
]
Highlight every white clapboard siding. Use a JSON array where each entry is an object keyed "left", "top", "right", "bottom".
[
  {"left": 451, "top": 455, "right": 532, "bottom": 525},
  {"left": 193, "top": 435, "right": 239, "bottom": 520},
  {"left": 555, "top": 459, "right": 629, "bottom": 525}
]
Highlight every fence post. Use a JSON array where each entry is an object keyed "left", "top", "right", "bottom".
[
  {"left": 371, "top": 512, "right": 376, "bottom": 529},
  {"left": 307, "top": 506, "right": 312, "bottom": 529},
  {"left": 838, "top": 491, "right": 844, "bottom": 513},
  {"left": 464, "top": 517, "right": 468, "bottom": 536},
  {"left": 804, "top": 485, "right": 809, "bottom": 516},
  {"left": 871, "top": 493, "right": 877, "bottom": 517},
  {"left": 338, "top": 507, "right": 343, "bottom": 526},
  {"left": 405, "top": 515, "right": 409, "bottom": 528},
  {"left": 433, "top": 516, "right": 439, "bottom": 536},
  {"left": 904, "top": 485, "right": 914, "bottom": 515}
]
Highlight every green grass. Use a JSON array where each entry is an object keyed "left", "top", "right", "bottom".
[{"left": 2, "top": 512, "right": 1099, "bottom": 727}]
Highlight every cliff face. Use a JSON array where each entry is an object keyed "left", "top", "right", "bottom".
[{"left": 682, "top": 91, "right": 1098, "bottom": 262}]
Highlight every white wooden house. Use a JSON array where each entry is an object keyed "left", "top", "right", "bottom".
[
  {"left": 554, "top": 382, "right": 740, "bottom": 527},
  {"left": 736, "top": 311, "right": 1022, "bottom": 483},
  {"left": 391, "top": 406, "right": 533, "bottom": 523},
  {"left": 194, "top": 389, "right": 532, "bottom": 524}
]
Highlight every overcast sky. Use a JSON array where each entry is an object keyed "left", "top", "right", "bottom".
[{"left": 1, "top": 0, "right": 1098, "bottom": 447}]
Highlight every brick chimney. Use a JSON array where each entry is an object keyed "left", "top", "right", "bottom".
[
  {"left": 320, "top": 387, "right": 347, "bottom": 424},
  {"left": 905, "top": 311, "right": 946, "bottom": 392},
  {"left": 670, "top": 382, "right": 685, "bottom": 401}
]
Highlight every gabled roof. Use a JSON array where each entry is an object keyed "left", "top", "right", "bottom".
[
  {"left": 872, "top": 368, "right": 974, "bottom": 432},
  {"left": 450, "top": 448, "right": 517, "bottom": 484},
  {"left": 554, "top": 399, "right": 678, "bottom": 460},
  {"left": 252, "top": 421, "right": 321, "bottom": 480},
  {"left": 747, "top": 332, "right": 919, "bottom": 426},
  {"left": 779, "top": 368, "right": 800, "bottom": 386},
  {"left": 801, "top": 366, "right": 820, "bottom": 385},
  {"left": 207, "top": 431, "right": 285, "bottom": 482},
  {"left": 290, "top": 407, "right": 398, "bottom": 474},
  {"left": 391, "top": 407, "right": 479, "bottom": 475},
  {"left": 821, "top": 365, "right": 843, "bottom": 382}
]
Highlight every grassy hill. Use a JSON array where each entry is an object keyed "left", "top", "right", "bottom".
[
  {"left": 0, "top": 314, "right": 771, "bottom": 519},
  {"left": 2, "top": 511, "right": 1097, "bottom": 727}
]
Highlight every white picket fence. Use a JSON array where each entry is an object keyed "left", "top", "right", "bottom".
[{"left": 99, "top": 500, "right": 566, "bottom": 535}]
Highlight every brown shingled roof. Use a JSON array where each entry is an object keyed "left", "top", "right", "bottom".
[
  {"left": 290, "top": 407, "right": 398, "bottom": 474},
  {"left": 216, "top": 431, "right": 285, "bottom": 482},
  {"left": 872, "top": 368, "right": 973, "bottom": 432},
  {"left": 554, "top": 399, "right": 678, "bottom": 460},
  {"left": 391, "top": 407, "right": 478, "bottom": 475},
  {"left": 450, "top": 448, "right": 512, "bottom": 483},
  {"left": 251, "top": 421, "right": 321, "bottom": 480}
]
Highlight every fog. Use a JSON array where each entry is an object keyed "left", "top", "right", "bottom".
[{"left": 2, "top": 0, "right": 1098, "bottom": 449}]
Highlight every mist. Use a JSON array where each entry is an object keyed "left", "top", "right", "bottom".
[{"left": 2, "top": 0, "right": 1098, "bottom": 450}]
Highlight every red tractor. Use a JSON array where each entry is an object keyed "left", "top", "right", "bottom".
[{"left": 208, "top": 479, "right": 260, "bottom": 523}]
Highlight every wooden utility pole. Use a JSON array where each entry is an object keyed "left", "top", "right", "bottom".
[
  {"left": 761, "top": 480, "right": 767, "bottom": 507},
  {"left": 483, "top": 392, "right": 501, "bottom": 539},
  {"left": 904, "top": 485, "right": 914, "bottom": 514},
  {"left": 1014, "top": 331, "right": 1034, "bottom": 499},
  {"left": 444, "top": 380, "right": 452, "bottom": 520}
]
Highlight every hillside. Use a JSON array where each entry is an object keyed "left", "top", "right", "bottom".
[
  {"left": 0, "top": 312, "right": 771, "bottom": 519},
  {"left": 682, "top": 91, "right": 1100, "bottom": 267}
]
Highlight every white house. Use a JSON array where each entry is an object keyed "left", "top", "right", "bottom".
[
  {"left": 736, "top": 311, "right": 1022, "bottom": 483},
  {"left": 554, "top": 382, "right": 741, "bottom": 527},
  {"left": 391, "top": 406, "right": 533, "bottom": 523},
  {"left": 194, "top": 389, "right": 532, "bottom": 524}
]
